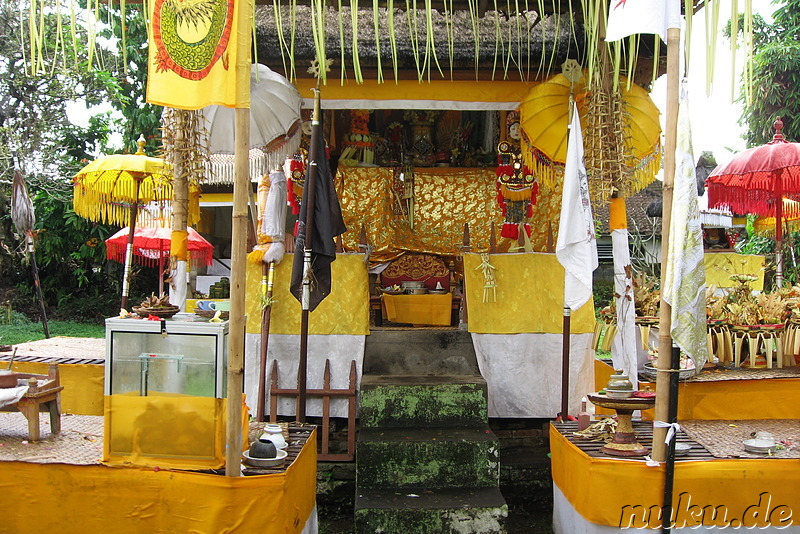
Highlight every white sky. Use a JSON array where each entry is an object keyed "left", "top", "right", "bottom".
[{"left": 650, "top": 0, "right": 778, "bottom": 165}]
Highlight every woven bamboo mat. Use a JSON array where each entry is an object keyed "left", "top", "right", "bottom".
[
  {"left": 680, "top": 419, "right": 800, "bottom": 459},
  {"left": 0, "top": 414, "right": 315, "bottom": 471},
  {"left": 688, "top": 367, "right": 800, "bottom": 382},
  {"left": 0, "top": 413, "right": 103, "bottom": 465}
]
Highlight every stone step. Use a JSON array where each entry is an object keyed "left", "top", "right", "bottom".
[
  {"left": 354, "top": 486, "right": 507, "bottom": 534},
  {"left": 363, "top": 329, "right": 479, "bottom": 375},
  {"left": 357, "top": 427, "right": 500, "bottom": 490},
  {"left": 360, "top": 374, "right": 488, "bottom": 428}
]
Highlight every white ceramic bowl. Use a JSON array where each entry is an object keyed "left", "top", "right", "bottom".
[
  {"left": 260, "top": 424, "right": 288, "bottom": 449},
  {"left": 242, "top": 448, "right": 288, "bottom": 468},
  {"left": 674, "top": 442, "right": 691, "bottom": 456}
]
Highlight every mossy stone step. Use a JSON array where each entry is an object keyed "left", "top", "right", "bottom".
[
  {"left": 354, "top": 486, "right": 507, "bottom": 534},
  {"left": 357, "top": 427, "right": 500, "bottom": 489},
  {"left": 360, "top": 374, "right": 488, "bottom": 428}
]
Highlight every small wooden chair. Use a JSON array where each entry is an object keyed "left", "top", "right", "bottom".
[{"left": 0, "top": 364, "right": 63, "bottom": 441}]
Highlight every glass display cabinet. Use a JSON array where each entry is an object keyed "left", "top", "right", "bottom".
[
  {"left": 105, "top": 317, "right": 229, "bottom": 397},
  {"left": 103, "top": 316, "right": 231, "bottom": 469}
]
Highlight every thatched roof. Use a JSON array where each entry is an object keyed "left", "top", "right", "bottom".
[{"left": 255, "top": 5, "right": 584, "bottom": 81}]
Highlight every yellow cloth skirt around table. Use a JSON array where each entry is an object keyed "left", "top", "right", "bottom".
[{"left": 382, "top": 293, "right": 453, "bottom": 326}]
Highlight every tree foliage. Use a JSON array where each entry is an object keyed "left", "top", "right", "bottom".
[
  {"left": 738, "top": 1, "right": 800, "bottom": 145},
  {"left": 0, "top": 4, "right": 161, "bottom": 319}
]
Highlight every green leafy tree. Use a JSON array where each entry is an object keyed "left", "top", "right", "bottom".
[{"left": 737, "top": 1, "right": 800, "bottom": 145}]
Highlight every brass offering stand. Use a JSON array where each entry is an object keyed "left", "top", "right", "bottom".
[{"left": 586, "top": 394, "right": 656, "bottom": 457}]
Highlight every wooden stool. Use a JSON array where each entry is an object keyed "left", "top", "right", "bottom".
[{"left": 0, "top": 364, "right": 63, "bottom": 441}]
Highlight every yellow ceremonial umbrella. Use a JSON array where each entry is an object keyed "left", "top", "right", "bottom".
[
  {"left": 753, "top": 198, "right": 800, "bottom": 236},
  {"left": 73, "top": 136, "right": 198, "bottom": 310},
  {"left": 519, "top": 71, "right": 661, "bottom": 192}
]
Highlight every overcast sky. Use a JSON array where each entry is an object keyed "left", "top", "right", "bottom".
[{"left": 650, "top": 0, "right": 778, "bottom": 166}]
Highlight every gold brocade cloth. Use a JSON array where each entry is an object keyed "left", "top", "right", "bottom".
[
  {"left": 245, "top": 254, "right": 370, "bottom": 335},
  {"left": 704, "top": 253, "right": 765, "bottom": 290},
  {"left": 463, "top": 253, "right": 594, "bottom": 334},
  {"left": 336, "top": 167, "right": 562, "bottom": 260},
  {"left": 382, "top": 293, "right": 453, "bottom": 326}
]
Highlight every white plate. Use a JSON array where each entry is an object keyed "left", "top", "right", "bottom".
[{"left": 743, "top": 438, "right": 777, "bottom": 454}]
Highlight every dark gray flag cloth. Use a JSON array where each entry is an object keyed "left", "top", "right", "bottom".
[{"left": 289, "top": 124, "right": 347, "bottom": 312}]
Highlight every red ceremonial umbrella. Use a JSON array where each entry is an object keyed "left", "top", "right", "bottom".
[
  {"left": 105, "top": 226, "right": 214, "bottom": 294},
  {"left": 706, "top": 118, "right": 800, "bottom": 286}
]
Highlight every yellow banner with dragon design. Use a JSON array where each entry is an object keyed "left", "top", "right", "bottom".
[{"left": 147, "top": 0, "right": 251, "bottom": 109}]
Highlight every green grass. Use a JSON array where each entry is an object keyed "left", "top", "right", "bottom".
[{"left": 0, "top": 320, "right": 105, "bottom": 346}]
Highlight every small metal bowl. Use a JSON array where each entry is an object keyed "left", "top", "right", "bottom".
[{"left": 242, "top": 448, "right": 288, "bottom": 468}]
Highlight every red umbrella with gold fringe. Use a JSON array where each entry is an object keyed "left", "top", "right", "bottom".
[{"left": 707, "top": 118, "right": 800, "bottom": 287}]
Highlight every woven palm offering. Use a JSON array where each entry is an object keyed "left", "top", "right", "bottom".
[{"left": 133, "top": 293, "right": 180, "bottom": 318}]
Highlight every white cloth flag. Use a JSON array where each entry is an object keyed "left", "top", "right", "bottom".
[
  {"left": 611, "top": 228, "right": 638, "bottom": 389},
  {"left": 606, "top": 0, "right": 682, "bottom": 43},
  {"left": 663, "top": 88, "right": 708, "bottom": 372},
  {"left": 556, "top": 102, "right": 598, "bottom": 311}
]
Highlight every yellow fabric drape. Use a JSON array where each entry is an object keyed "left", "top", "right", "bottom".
[
  {"left": 609, "top": 196, "right": 627, "bottom": 230},
  {"left": 550, "top": 425, "right": 800, "bottom": 528},
  {"left": 103, "top": 394, "right": 248, "bottom": 470},
  {"left": 704, "top": 253, "right": 765, "bottom": 290},
  {"left": 1, "top": 430, "right": 317, "bottom": 534},
  {"left": 245, "top": 254, "right": 370, "bottom": 335},
  {"left": 594, "top": 359, "right": 800, "bottom": 420},
  {"left": 382, "top": 293, "right": 453, "bottom": 326},
  {"left": 7, "top": 362, "right": 104, "bottom": 416},
  {"left": 463, "top": 253, "right": 595, "bottom": 334},
  {"left": 170, "top": 229, "right": 189, "bottom": 261}
]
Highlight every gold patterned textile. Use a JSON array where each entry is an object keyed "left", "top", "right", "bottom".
[
  {"left": 382, "top": 293, "right": 453, "bottom": 326},
  {"left": 704, "top": 253, "right": 765, "bottom": 290},
  {"left": 463, "top": 253, "right": 595, "bottom": 334},
  {"left": 336, "top": 167, "right": 559, "bottom": 260},
  {"left": 245, "top": 254, "right": 369, "bottom": 335}
]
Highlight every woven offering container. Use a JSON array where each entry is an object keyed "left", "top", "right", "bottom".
[{"left": 132, "top": 306, "right": 180, "bottom": 319}]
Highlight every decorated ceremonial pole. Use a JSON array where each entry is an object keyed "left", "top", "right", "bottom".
[
  {"left": 297, "top": 89, "right": 322, "bottom": 423},
  {"left": 257, "top": 261, "right": 276, "bottom": 421},
  {"left": 556, "top": 95, "right": 598, "bottom": 419}
]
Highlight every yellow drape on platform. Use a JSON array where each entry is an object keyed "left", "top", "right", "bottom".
[
  {"left": 463, "top": 253, "right": 595, "bottom": 334},
  {"left": 2, "top": 430, "right": 317, "bottom": 534},
  {"left": 245, "top": 254, "right": 370, "bottom": 335},
  {"left": 550, "top": 425, "right": 800, "bottom": 528},
  {"left": 704, "top": 253, "right": 765, "bottom": 290},
  {"left": 594, "top": 359, "right": 800, "bottom": 420},
  {"left": 8, "top": 362, "right": 103, "bottom": 416},
  {"left": 382, "top": 293, "right": 453, "bottom": 326},
  {"left": 103, "top": 394, "right": 247, "bottom": 470}
]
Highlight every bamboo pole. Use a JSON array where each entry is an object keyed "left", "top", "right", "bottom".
[
  {"left": 653, "top": 26, "right": 681, "bottom": 463},
  {"left": 225, "top": 107, "right": 249, "bottom": 477},
  {"left": 171, "top": 122, "right": 189, "bottom": 308}
]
